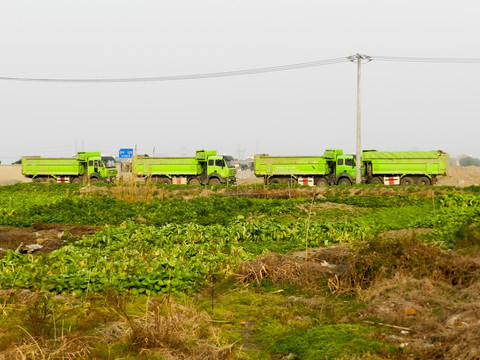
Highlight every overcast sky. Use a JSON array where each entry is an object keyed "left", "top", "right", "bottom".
[{"left": 1, "top": 1, "right": 479, "bottom": 163}]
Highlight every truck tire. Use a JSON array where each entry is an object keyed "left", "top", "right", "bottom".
[
  {"left": 71, "top": 177, "right": 82, "bottom": 184},
  {"left": 417, "top": 176, "right": 431, "bottom": 186},
  {"left": 209, "top": 178, "right": 221, "bottom": 185},
  {"left": 158, "top": 177, "right": 172, "bottom": 185},
  {"left": 90, "top": 177, "right": 99, "bottom": 183},
  {"left": 33, "top": 177, "right": 45, "bottom": 183},
  {"left": 400, "top": 176, "right": 415, "bottom": 186},
  {"left": 269, "top": 178, "right": 281, "bottom": 184},
  {"left": 370, "top": 177, "right": 383, "bottom": 185},
  {"left": 337, "top": 178, "right": 352, "bottom": 186},
  {"left": 188, "top": 178, "right": 201, "bottom": 185},
  {"left": 316, "top": 178, "right": 329, "bottom": 187}
]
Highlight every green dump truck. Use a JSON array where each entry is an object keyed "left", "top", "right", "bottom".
[
  {"left": 337, "top": 150, "right": 448, "bottom": 186},
  {"left": 255, "top": 149, "right": 447, "bottom": 186},
  {"left": 254, "top": 149, "right": 342, "bottom": 186},
  {"left": 131, "top": 150, "right": 237, "bottom": 185},
  {"left": 22, "top": 151, "right": 118, "bottom": 183}
]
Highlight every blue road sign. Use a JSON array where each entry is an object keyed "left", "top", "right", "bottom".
[{"left": 119, "top": 148, "right": 134, "bottom": 159}]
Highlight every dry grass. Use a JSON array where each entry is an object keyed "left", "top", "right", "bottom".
[
  {"left": 235, "top": 235, "right": 480, "bottom": 359},
  {"left": 235, "top": 248, "right": 347, "bottom": 289},
  {"left": 359, "top": 274, "right": 480, "bottom": 360},
  {"left": 1, "top": 333, "right": 91, "bottom": 360},
  {"left": 77, "top": 180, "right": 459, "bottom": 204},
  {"left": 314, "top": 231, "right": 480, "bottom": 296},
  {"left": 103, "top": 297, "right": 236, "bottom": 360},
  {"left": 79, "top": 177, "right": 160, "bottom": 203}
]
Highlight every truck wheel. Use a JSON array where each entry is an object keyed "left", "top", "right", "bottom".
[
  {"left": 269, "top": 178, "right": 281, "bottom": 184},
  {"left": 90, "top": 178, "right": 99, "bottom": 183},
  {"left": 159, "top": 177, "right": 172, "bottom": 185},
  {"left": 400, "top": 176, "right": 415, "bottom": 186},
  {"left": 188, "top": 178, "right": 201, "bottom": 185},
  {"left": 33, "top": 177, "right": 45, "bottom": 183},
  {"left": 209, "top": 178, "right": 221, "bottom": 185},
  {"left": 370, "top": 177, "right": 383, "bottom": 185},
  {"left": 417, "top": 176, "right": 431, "bottom": 186},
  {"left": 316, "top": 178, "right": 329, "bottom": 187},
  {"left": 337, "top": 178, "right": 352, "bottom": 186},
  {"left": 46, "top": 177, "right": 56, "bottom": 183},
  {"left": 71, "top": 177, "right": 82, "bottom": 184}
]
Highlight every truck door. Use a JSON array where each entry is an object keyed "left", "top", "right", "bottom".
[
  {"left": 215, "top": 158, "right": 227, "bottom": 178},
  {"left": 207, "top": 157, "right": 225, "bottom": 178},
  {"left": 207, "top": 159, "right": 214, "bottom": 176},
  {"left": 88, "top": 160, "right": 101, "bottom": 176},
  {"left": 88, "top": 160, "right": 94, "bottom": 176},
  {"left": 344, "top": 157, "right": 356, "bottom": 178},
  {"left": 337, "top": 156, "right": 356, "bottom": 178}
]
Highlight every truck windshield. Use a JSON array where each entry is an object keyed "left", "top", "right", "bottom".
[
  {"left": 102, "top": 156, "right": 116, "bottom": 168},
  {"left": 223, "top": 156, "right": 235, "bottom": 168}
]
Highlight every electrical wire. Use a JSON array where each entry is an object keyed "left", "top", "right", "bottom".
[
  {"left": 370, "top": 55, "right": 480, "bottom": 63},
  {"left": 0, "top": 56, "right": 350, "bottom": 83},
  {"left": 2, "top": 54, "right": 480, "bottom": 83}
]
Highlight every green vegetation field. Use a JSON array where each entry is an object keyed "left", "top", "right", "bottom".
[{"left": 1, "top": 182, "right": 480, "bottom": 359}]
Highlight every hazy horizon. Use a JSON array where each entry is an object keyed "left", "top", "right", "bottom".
[{"left": 1, "top": 1, "right": 480, "bottom": 164}]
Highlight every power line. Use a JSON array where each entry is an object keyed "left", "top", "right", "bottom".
[
  {"left": 0, "top": 56, "right": 350, "bottom": 83},
  {"left": 370, "top": 55, "right": 480, "bottom": 63},
  {"left": 1, "top": 54, "right": 480, "bottom": 83}
]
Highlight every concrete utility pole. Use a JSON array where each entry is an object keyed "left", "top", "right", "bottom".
[{"left": 349, "top": 54, "right": 371, "bottom": 184}]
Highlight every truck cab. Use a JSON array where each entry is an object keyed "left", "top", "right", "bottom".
[
  {"left": 81, "top": 152, "right": 117, "bottom": 182},
  {"left": 335, "top": 154, "right": 365, "bottom": 185},
  {"left": 335, "top": 155, "right": 356, "bottom": 184},
  {"left": 101, "top": 155, "right": 118, "bottom": 181},
  {"left": 206, "top": 155, "right": 237, "bottom": 184}
]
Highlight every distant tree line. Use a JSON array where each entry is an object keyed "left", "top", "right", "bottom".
[{"left": 460, "top": 157, "right": 480, "bottom": 167}]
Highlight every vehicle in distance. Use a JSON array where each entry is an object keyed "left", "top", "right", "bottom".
[
  {"left": 131, "top": 149, "right": 236, "bottom": 185},
  {"left": 254, "top": 149, "right": 447, "bottom": 186},
  {"left": 22, "top": 151, "right": 117, "bottom": 183}
]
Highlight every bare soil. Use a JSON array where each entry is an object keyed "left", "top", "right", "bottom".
[
  {"left": 0, "top": 165, "right": 30, "bottom": 185},
  {"left": 0, "top": 222, "right": 101, "bottom": 253},
  {"left": 437, "top": 165, "right": 480, "bottom": 187}
]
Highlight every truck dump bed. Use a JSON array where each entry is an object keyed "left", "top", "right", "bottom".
[
  {"left": 254, "top": 155, "right": 332, "bottom": 176},
  {"left": 132, "top": 156, "right": 203, "bottom": 176},
  {"left": 362, "top": 150, "right": 448, "bottom": 175},
  {"left": 21, "top": 157, "right": 85, "bottom": 176}
]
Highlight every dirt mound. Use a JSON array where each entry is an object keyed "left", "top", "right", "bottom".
[
  {"left": 236, "top": 170, "right": 264, "bottom": 185},
  {"left": 438, "top": 165, "right": 480, "bottom": 187},
  {"left": 0, "top": 222, "right": 101, "bottom": 253},
  {"left": 0, "top": 165, "right": 29, "bottom": 185}
]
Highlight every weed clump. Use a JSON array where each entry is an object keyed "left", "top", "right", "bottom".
[
  {"left": 104, "top": 297, "right": 235, "bottom": 360},
  {"left": 236, "top": 249, "right": 347, "bottom": 289},
  {"left": 330, "top": 236, "right": 480, "bottom": 295}
]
